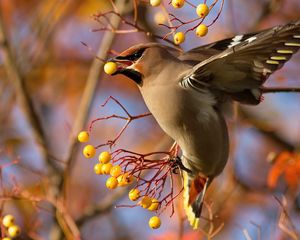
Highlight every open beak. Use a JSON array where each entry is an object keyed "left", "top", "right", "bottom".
[{"left": 109, "top": 56, "right": 143, "bottom": 85}]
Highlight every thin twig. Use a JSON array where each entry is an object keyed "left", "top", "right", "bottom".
[
  {"left": 0, "top": 3, "right": 61, "bottom": 182},
  {"left": 262, "top": 87, "right": 300, "bottom": 93},
  {"left": 61, "top": 0, "right": 131, "bottom": 196}
]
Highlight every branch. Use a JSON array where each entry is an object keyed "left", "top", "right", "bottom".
[
  {"left": 262, "top": 87, "right": 300, "bottom": 94},
  {"left": 0, "top": 4, "right": 61, "bottom": 181},
  {"left": 76, "top": 135, "right": 173, "bottom": 227},
  {"left": 60, "top": 0, "right": 131, "bottom": 193},
  {"left": 238, "top": 108, "right": 295, "bottom": 152}
]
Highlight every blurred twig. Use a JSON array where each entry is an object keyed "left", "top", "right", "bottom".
[
  {"left": 0, "top": 3, "right": 62, "bottom": 182},
  {"left": 238, "top": 108, "right": 295, "bottom": 152},
  {"left": 275, "top": 195, "right": 300, "bottom": 240},
  {"left": 76, "top": 134, "right": 172, "bottom": 227},
  {"left": 61, "top": 0, "right": 131, "bottom": 193}
]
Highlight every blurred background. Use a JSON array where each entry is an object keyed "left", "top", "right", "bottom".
[{"left": 0, "top": 0, "right": 300, "bottom": 239}]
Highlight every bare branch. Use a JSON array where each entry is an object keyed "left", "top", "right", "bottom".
[
  {"left": 0, "top": 3, "right": 61, "bottom": 181},
  {"left": 61, "top": 0, "right": 132, "bottom": 193}
]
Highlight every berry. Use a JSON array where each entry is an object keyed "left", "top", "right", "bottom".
[
  {"left": 77, "top": 131, "right": 89, "bottom": 143},
  {"left": 99, "top": 151, "right": 112, "bottom": 164},
  {"left": 128, "top": 188, "right": 140, "bottom": 201},
  {"left": 149, "top": 216, "right": 161, "bottom": 229},
  {"left": 150, "top": 0, "right": 161, "bottom": 7},
  {"left": 8, "top": 225, "right": 21, "bottom": 238},
  {"left": 140, "top": 196, "right": 152, "bottom": 208},
  {"left": 117, "top": 173, "right": 134, "bottom": 186},
  {"left": 101, "top": 163, "right": 113, "bottom": 175},
  {"left": 94, "top": 163, "right": 103, "bottom": 175},
  {"left": 196, "top": 24, "right": 208, "bottom": 37},
  {"left": 148, "top": 198, "right": 159, "bottom": 211},
  {"left": 106, "top": 177, "right": 118, "bottom": 189},
  {"left": 2, "top": 238, "right": 12, "bottom": 240},
  {"left": 110, "top": 165, "right": 122, "bottom": 177},
  {"left": 174, "top": 32, "right": 185, "bottom": 45},
  {"left": 154, "top": 12, "right": 166, "bottom": 25},
  {"left": 104, "top": 62, "right": 117, "bottom": 75},
  {"left": 196, "top": 4, "right": 209, "bottom": 18},
  {"left": 83, "top": 145, "right": 96, "bottom": 158},
  {"left": 2, "top": 215, "right": 14, "bottom": 228},
  {"left": 171, "top": 0, "right": 185, "bottom": 8}
]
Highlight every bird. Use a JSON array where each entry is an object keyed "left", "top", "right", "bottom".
[{"left": 109, "top": 20, "right": 300, "bottom": 229}]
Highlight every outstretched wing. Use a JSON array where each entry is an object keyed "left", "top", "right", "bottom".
[
  {"left": 180, "top": 20, "right": 300, "bottom": 104},
  {"left": 179, "top": 32, "right": 260, "bottom": 63}
]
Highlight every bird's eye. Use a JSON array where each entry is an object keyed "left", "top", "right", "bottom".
[{"left": 127, "top": 48, "right": 145, "bottom": 61}]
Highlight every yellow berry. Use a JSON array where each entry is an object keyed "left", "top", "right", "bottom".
[
  {"left": 149, "top": 216, "right": 161, "bottom": 229},
  {"left": 148, "top": 198, "right": 159, "bottom": 211},
  {"left": 196, "top": 24, "right": 208, "bottom": 37},
  {"left": 99, "top": 151, "right": 112, "bottom": 164},
  {"left": 2, "top": 237, "right": 12, "bottom": 240},
  {"left": 94, "top": 163, "right": 103, "bottom": 175},
  {"left": 128, "top": 188, "right": 140, "bottom": 201},
  {"left": 150, "top": 0, "right": 161, "bottom": 7},
  {"left": 101, "top": 163, "right": 113, "bottom": 175},
  {"left": 106, "top": 177, "right": 118, "bottom": 189},
  {"left": 2, "top": 214, "right": 14, "bottom": 228},
  {"left": 117, "top": 173, "right": 135, "bottom": 186},
  {"left": 77, "top": 131, "right": 89, "bottom": 143},
  {"left": 104, "top": 62, "right": 117, "bottom": 75},
  {"left": 196, "top": 4, "right": 209, "bottom": 18},
  {"left": 83, "top": 145, "right": 96, "bottom": 158},
  {"left": 8, "top": 225, "right": 21, "bottom": 238},
  {"left": 171, "top": 0, "right": 185, "bottom": 8},
  {"left": 110, "top": 165, "right": 122, "bottom": 177},
  {"left": 154, "top": 12, "right": 166, "bottom": 25},
  {"left": 140, "top": 196, "right": 152, "bottom": 209},
  {"left": 174, "top": 32, "right": 185, "bottom": 45}
]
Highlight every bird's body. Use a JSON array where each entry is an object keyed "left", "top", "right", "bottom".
[
  {"left": 110, "top": 20, "right": 300, "bottom": 229},
  {"left": 138, "top": 50, "right": 229, "bottom": 177}
]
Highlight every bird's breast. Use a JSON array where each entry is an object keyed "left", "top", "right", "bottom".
[{"left": 140, "top": 84, "right": 229, "bottom": 177}]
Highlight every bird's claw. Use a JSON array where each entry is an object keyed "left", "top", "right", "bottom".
[{"left": 170, "top": 156, "right": 192, "bottom": 174}]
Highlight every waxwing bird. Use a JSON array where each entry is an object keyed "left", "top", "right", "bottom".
[{"left": 110, "top": 20, "right": 300, "bottom": 229}]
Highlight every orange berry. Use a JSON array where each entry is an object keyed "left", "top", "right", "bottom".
[
  {"left": 77, "top": 131, "right": 89, "bottom": 142},
  {"left": 154, "top": 12, "right": 166, "bottom": 25},
  {"left": 150, "top": 0, "right": 161, "bottom": 7},
  {"left": 196, "top": 4, "right": 209, "bottom": 18},
  {"left": 174, "top": 32, "right": 185, "bottom": 45},
  {"left": 148, "top": 198, "right": 159, "bottom": 211},
  {"left": 140, "top": 196, "right": 152, "bottom": 208},
  {"left": 171, "top": 0, "right": 185, "bottom": 8},
  {"left": 101, "top": 163, "right": 113, "bottom": 175},
  {"left": 117, "top": 173, "right": 135, "bottom": 186},
  {"left": 128, "top": 188, "right": 140, "bottom": 201},
  {"left": 99, "top": 151, "right": 112, "bottom": 164},
  {"left": 83, "top": 145, "right": 96, "bottom": 158},
  {"left": 104, "top": 62, "right": 117, "bottom": 75},
  {"left": 106, "top": 177, "right": 118, "bottom": 189},
  {"left": 196, "top": 24, "right": 208, "bottom": 37},
  {"left": 8, "top": 225, "right": 21, "bottom": 237},
  {"left": 149, "top": 216, "right": 161, "bottom": 229},
  {"left": 2, "top": 215, "right": 14, "bottom": 228},
  {"left": 94, "top": 163, "right": 103, "bottom": 175},
  {"left": 110, "top": 165, "right": 122, "bottom": 177}
]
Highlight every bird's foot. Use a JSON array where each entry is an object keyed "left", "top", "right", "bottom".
[{"left": 169, "top": 156, "right": 192, "bottom": 174}]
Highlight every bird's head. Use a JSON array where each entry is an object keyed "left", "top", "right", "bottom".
[{"left": 109, "top": 43, "right": 181, "bottom": 86}]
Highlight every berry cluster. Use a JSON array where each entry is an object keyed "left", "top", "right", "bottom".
[
  {"left": 149, "top": 0, "right": 224, "bottom": 45},
  {"left": 78, "top": 131, "right": 168, "bottom": 229},
  {"left": 1, "top": 214, "right": 21, "bottom": 239},
  {"left": 77, "top": 98, "right": 183, "bottom": 229}
]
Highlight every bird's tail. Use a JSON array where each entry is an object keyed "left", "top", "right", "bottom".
[{"left": 183, "top": 171, "right": 209, "bottom": 229}]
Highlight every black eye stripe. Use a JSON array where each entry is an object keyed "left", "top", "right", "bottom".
[{"left": 126, "top": 48, "right": 145, "bottom": 61}]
